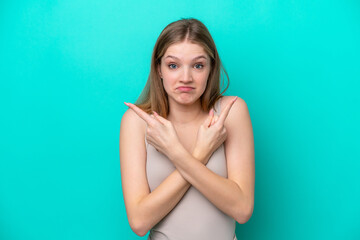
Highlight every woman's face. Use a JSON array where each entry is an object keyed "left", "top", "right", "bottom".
[{"left": 158, "top": 41, "right": 211, "bottom": 106}]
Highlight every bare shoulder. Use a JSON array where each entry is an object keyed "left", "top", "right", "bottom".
[
  {"left": 120, "top": 107, "right": 148, "bottom": 157},
  {"left": 220, "top": 95, "right": 247, "bottom": 107},
  {"left": 121, "top": 108, "right": 147, "bottom": 132},
  {"left": 120, "top": 108, "right": 148, "bottom": 160},
  {"left": 220, "top": 96, "right": 250, "bottom": 127}
]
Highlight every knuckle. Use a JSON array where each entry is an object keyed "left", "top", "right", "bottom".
[{"left": 146, "top": 128, "right": 152, "bottom": 135}]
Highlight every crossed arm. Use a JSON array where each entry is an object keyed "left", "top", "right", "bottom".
[
  {"left": 120, "top": 96, "right": 255, "bottom": 236},
  {"left": 133, "top": 150, "right": 208, "bottom": 236}
]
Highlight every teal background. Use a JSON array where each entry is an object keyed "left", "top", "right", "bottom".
[{"left": 1, "top": 0, "right": 359, "bottom": 239}]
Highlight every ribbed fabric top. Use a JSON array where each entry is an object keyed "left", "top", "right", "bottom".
[{"left": 145, "top": 97, "right": 237, "bottom": 240}]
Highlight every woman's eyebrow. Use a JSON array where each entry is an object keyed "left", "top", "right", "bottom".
[{"left": 165, "top": 55, "right": 207, "bottom": 61}]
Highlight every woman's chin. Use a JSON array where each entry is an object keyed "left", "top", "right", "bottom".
[
  {"left": 168, "top": 93, "right": 201, "bottom": 105},
  {"left": 178, "top": 97, "right": 200, "bottom": 105}
]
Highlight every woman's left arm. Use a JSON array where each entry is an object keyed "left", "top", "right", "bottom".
[{"left": 168, "top": 97, "right": 255, "bottom": 224}]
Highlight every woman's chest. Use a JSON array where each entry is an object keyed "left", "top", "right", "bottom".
[
  {"left": 146, "top": 122, "right": 228, "bottom": 192},
  {"left": 173, "top": 125, "right": 199, "bottom": 154}
]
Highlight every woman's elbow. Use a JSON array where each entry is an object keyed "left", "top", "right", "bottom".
[
  {"left": 129, "top": 218, "right": 149, "bottom": 237},
  {"left": 235, "top": 204, "right": 254, "bottom": 224}
]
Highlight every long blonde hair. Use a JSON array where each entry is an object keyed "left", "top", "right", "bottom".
[{"left": 135, "top": 18, "right": 230, "bottom": 118}]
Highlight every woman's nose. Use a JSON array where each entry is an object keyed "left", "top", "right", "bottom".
[{"left": 181, "top": 66, "right": 193, "bottom": 82}]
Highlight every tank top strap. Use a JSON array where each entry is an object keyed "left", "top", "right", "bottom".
[{"left": 144, "top": 124, "right": 148, "bottom": 150}]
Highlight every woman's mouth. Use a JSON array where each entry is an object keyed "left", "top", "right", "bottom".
[{"left": 177, "top": 87, "right": 194, "bottom": 92}]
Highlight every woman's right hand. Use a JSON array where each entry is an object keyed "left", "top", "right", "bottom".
[{"left": 193, "top": 96, "right": 238, "bottom": 165}]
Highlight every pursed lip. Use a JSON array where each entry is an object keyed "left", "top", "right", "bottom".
[{"left": 177, "top": 86, "right": 195, "bottom": 89}]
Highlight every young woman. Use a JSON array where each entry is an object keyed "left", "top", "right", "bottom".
[{"left": 120, "top": 18, "right": 255, "bottom": 240}]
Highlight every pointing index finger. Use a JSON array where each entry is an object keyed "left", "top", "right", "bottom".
[{"left": 217, "top": 96, "right": 237, "bottom": 125}]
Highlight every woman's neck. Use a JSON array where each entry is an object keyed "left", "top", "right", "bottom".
[{"left": 167, "top": 98, "right": 207, "bottom": 126}]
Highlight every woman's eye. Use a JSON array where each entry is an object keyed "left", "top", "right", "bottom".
[
  {"left": 168, "top": 63, "right": 204, "bottom": 69},
  {"left": 195, "top": 64, "right": 204, "bottom": 69},
  {"left": 168, "top": 64, "right": 177, "bottom": 69}
]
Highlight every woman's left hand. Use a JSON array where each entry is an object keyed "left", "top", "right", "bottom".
[{"left": 124, "top": 102, "right": 180, "bottom": 158}]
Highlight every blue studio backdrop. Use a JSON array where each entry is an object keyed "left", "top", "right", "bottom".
[{"left": 0, "top": 0, "right": 359, "bottom": 239}]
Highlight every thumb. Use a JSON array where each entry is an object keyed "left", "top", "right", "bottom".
[{"left": 203, "top": 109, "right": 214, "bottom": 127}]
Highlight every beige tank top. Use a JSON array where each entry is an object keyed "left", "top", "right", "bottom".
[{"left": 145, "top": 97, "right": 237, "bottom": 240}]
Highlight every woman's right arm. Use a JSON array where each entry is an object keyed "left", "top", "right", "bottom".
[{"left": 120, "top": 109, "right": 209, "bottom": 237}]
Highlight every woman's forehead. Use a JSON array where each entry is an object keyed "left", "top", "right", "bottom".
[
  {"left": 166, "top": 41, "right": 204, "bottom": 52},
  {"left": 163, "top": 42, "right": 208, "bottom": 61}
]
